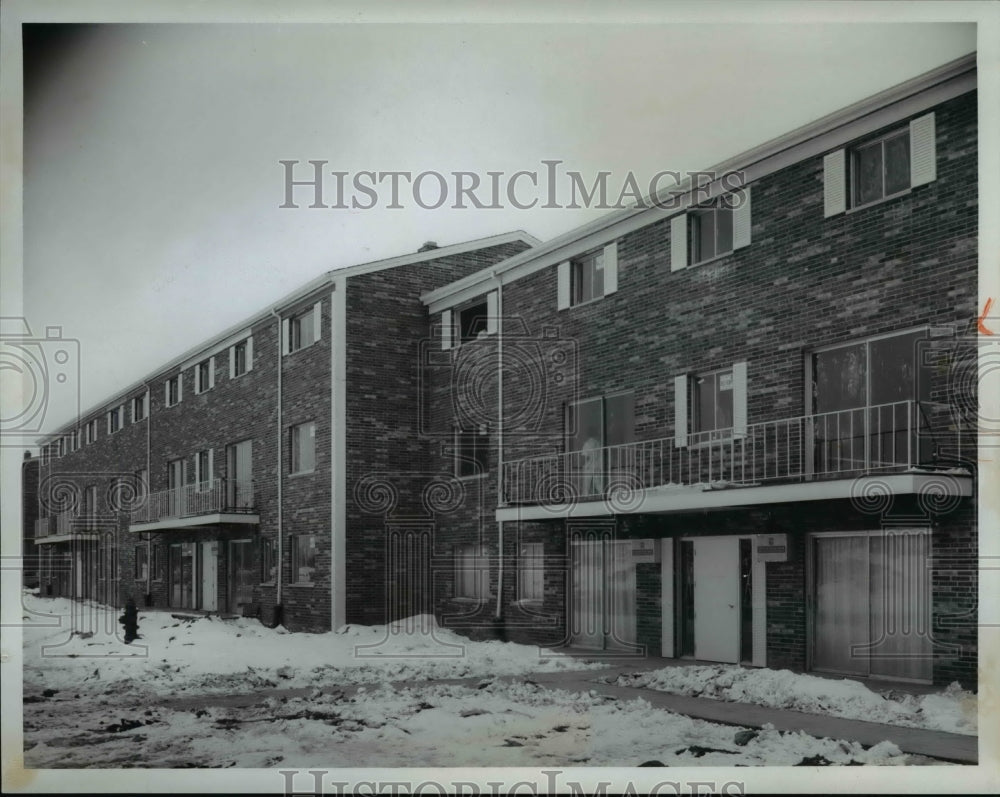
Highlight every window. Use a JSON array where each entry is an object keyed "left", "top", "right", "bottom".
[
  {"left": 132, "top": 393, "right": 148, "bottom": 422},
  {"left": 851, "top": 128, "right": 910, "bottom": 208},
  {"left": 565, "top": 393, "right": 635, "bottom": 495},
  {"left": 195, "top": 357, "right": 215, "bottom": 394},
  {"left": 231, "top": 337, "right": 252, "bottom": 378},
  {"left": 56, "top": 437, "right": 65, "bottom": 457},
  {"left": 135, "top": 468, "right": 148, "bottom": 505},
  {"left": 290, "top": 422, "right": 316, "bottom": 474},
  {"left": 285, "top": 303, "right": 321, "bottom": 354},
  {"left": 689, "top": 202, "right": 734, "bottom": 265},
  {"left": 107, "top": 405, "right": 124, "bottom": 434},
  {"left": 165, "top": 374, "right": 181, "bottom": 407},
  {"left": 454, "top": 544, "right": 489, "bottom": 600},
  {"left": 455, "top": 426, "right": 489, "bottom": 478},
  {"left": 459, "top": 302, "right": 488, "bottom": 344},
  {"left": 571, "top": 249, "right": 605, "bottom": 305},
  {"left": 195, "top": 449, "right": 213, "bottom": 490},
  {"left": 518, "top": 543, "right": 544, "bottom": 603},
  {"left": 69, "top": 429, "right": 80, "bottom": 452},
  {"left": 260, "top": 537, "right": 277, "bottom": 583},
  {"left": 693, "top": 369, "right": 734, "bottom": 437},
  {"left": 85, "top": 419, "right": 98, "bottom": 444},
  {"left": 135, "top": 546, "right": 148, "bottom": 580},
  {"left": 152, "top": 545, "right": 166, "bottom": 581},
  {"left": 290, "top": 534, "right": 317, "bottom": 583}
]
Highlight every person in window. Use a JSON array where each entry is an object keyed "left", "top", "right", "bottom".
[{"left": 580, "top": 436, "right": 605, "bottom": 496}]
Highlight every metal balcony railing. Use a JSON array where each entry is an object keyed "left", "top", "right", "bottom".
[
  {"left": 129, "top": 478, "right": 255, "bottom": 525},
  {"left": 502, "top": 400, "right": 965, "bottom": 506}
]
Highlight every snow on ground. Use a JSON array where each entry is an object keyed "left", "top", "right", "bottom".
[
  {"left": 611, "top": 664, "right": 977, "bottom": 736},
  {"left": 20, "top": 592, "right": 604, "bottom": 695},
  {"left": 24, "top": 678, "right": 935, "bottom": 768}
]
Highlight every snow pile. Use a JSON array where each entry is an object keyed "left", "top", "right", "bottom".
[
  {"left": 20, "top": 592, "right": 605, "bottom": 695},
  {"left": 613, "top": 664, "right": 977, "bottom": 736}
]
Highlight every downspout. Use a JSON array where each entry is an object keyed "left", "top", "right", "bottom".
[
  {"left": 493, "top": 271, "right": 504, "bottom": 620},
  {"left": 144, "top": 381, "right": 151, "bottom": 599},
  {"left": 269, "top": 308, "right": 284, "bottom": 607}
]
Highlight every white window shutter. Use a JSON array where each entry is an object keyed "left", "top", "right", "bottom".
[
  {"left": 165, "top": 381, "right": 170, "bottom": 406},
  {"left": 208, "top": 448, "right": 214, "bottom": 485},
  {"left": 120, "top": 404, "right": 125, "bottom": 427},
  {"left": 910, "top": 112, "right": 936, "bottom": 187},
  {"left": 673, "top": 374, "right": 688, "bottom": 448},
  {"left": 208, "top": 357, "right": 215, "bottom": 389},
  {"left": 229, "top": 346, "right": 236, "bottom": 378},
  {"left": 144, "top": 392, "right": 149, "bottom": 417},
  {"left": 281, "top": 318, "right": 290, "bottom": 355},
  {"left": 732, "top": 361, "right": 748, "bottom": 439},
  {"left": 441, "top": 310, "right": 453, "bottom": 351},
  {"left": 557, "top": 261, "right": 570, "bottom": 310},
  {"left": 603, "top": 242, "right": 618, "bottom": 296},
  {"left": 246, "top": 336, "right": 254, "bottom": 371},
  {"left": 194, "top": 453, "right": 200, "bottom": 485},
  {"left": 670, "top": 214, "right": 687, "bottom": 271},
  {"left": 733, "top": 186, "right": 752, "bottom": 250},
  {"left": 178, "top": 372, "right": 183, "bottom": 401},
  {"left": 823, "top": 149, "right": 846, "bottom": 217},
  {"left": 106, "top": 412, "right": 111, "bottom": 434},
  {"left": 486, "top": 291, "right": 498, "bottom": 335},
  {"left": 313, "top": 301, "right": 322, "bottom": 343},
  {"left": 194, "top": 365, "right": 201, "bottom": 393}
]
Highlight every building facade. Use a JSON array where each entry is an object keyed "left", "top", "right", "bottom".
[{"left": 31, "top": 55, "right": 978, "bottom": 688}]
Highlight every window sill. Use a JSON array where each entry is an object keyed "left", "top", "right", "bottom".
[
  {"left": 845, "top": 187, "right": 912, "bottom": 215},
  {"left": 450, "top": 595, "right": 492, "bottom": 604},
  {"left": 514, "top": 598, "right": 543, "bottom": 609},
  {"left": 259, "top": 581, "right": 276, "bottom": 587},
  {"left": 284, "top": 340, "right": 320, "bottom": 358},
  {"left": 456, "top": 472, "right": 488, "bottom": 482},
  {"left": 688, "top": 250, "right": 734, "bottom": 270},
  {"left": 288, "top": 582, "right": 315, "bottom": 588},
  {"left": 288, "top": 469, "right": 316, "bottom": 479},
  {"left": 563, "top": 295, "right": 605, "bottom": 311}
]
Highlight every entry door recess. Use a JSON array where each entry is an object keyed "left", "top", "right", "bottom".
[
  {"left": 692, "top": 536, "right": 741, "bottom": 663},
  {"left": 229, "top": 539, "right": 255, "bottom": 611},
  {"left": 570, "top": 538, "right": 637, "bottom": 651}
]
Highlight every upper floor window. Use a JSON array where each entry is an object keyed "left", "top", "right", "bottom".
[
  {"left": 455, "top": 426, "right": 489, "bottom": 478},
  {"left": 231, "top": 337, "right": 253, "bottom": 378},
  {"left": 851, "top": 128, "right": 910, "bottom": 208},
  {"left": 693, "top": 368, "right": 734, "bottom": 438},
  {"left": 689, "top": 202, "right": 734, "bottom": 265},
  {"left": 565, "top": 392, "right": 635, "bottom": 495},
  {"left": 194, "top": 449, "right": 213, "bottom": 491},
  {"left": 85, "top": 419, "right": 98, "bottom": 445},
  {"left": 571, "top": 249, "right": 605, "bottom": 305},
  {"left": 823, "top": 112, "right": 936, "bottom": 218},
  {"left": 195, "top": 357, "right": 215, "bottom": 394},
  {"left": 165, "top": 374, "right": 182, "bottom": 407},
  {"left": 68, "top": 429, "right": 80, "bottom": 452},
  {"left": 284, "top": 302, "right": 321, "bottom": 355},
  {"left": 56, "top": 437, "right": 65, "bottom": 457},
  {"left": 290, "top": 421, "right": 316, "bottom": 474},
  {"left": 459, "top": 302, "right": 488, "bottom": 344},
  {"left": 132, "top": 393, "right": 148, "bottom": 422},
  {"left": 107, "top": 405, "right": 124, "bottom": 435},
  {"left": 557, "top": 243, "right": 618, "bottom": 310}
]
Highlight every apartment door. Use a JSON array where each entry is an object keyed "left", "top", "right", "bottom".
[
  {"left": 169, "top": 542, "right": 195, "bottom": 608},
  {"left": 228, "top": 539, "right": 255, "bottom": 612},
  {"left": 691, "top": 536, "right": 741, "bottom": 663},
  {"left": 199, "top": 541, "right": 218, "bottom": 611},
  {"left": 226, "top": 440, "right": 253, "bottom": 509},
  {"left": 570, "top": 538, "right": 637, "bottom": 651},
  {"left": 811, "top": 530, "right": 932, "bottom": 682}
]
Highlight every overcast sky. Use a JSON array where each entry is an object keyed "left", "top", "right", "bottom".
[{"left": 18, "top": 17, "right": 979, "bottom": 436}]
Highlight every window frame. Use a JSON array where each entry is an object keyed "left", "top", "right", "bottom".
[
  {"left": 458, "top": 301, "right": 489, "bottom": 345},
  {"left": 107, "top": 406, "right": 123, "bottom": 435},
  {"left": 134, "top": 545, "right": 149, "bottom": 580},
  {"left": 260, "top": 536, "right": 277, "bottom": 584},
  {"left": 132, "top": 393, "right": 148, "bottom": 422},
  {"left": 289, "top": 307, "right": 317, "bottom": 353},
  {"left": 570, "top": 248, "right": 605, "bottom": 307},
  {"left": 195, "top": 357, "right": 214, "bottom": 395},
  {"left": 849, "top": 126, "right": 912, "bottom": 211},
  {"left": 691, "top": 367, "right": 736, "bottom": 442},
  {"left": 290, "top": 534, "right": 318, "bottom": 584},
  {"left": 85, "top": 419, "right": 98, "bottom": 445},
  {"left": 232, "top": 339, "right": 249, "bottom": 378},
  {"left": 290, "top": 421, "right": 317, "bottom": 475},
  {"left": 454, "top": 543, "right": 489, "bottom": 601},
  {"left": 454, "top": 425, "right": 489, "bottom": 479},
  {"left": 165, "top": 375, "right": 181, "bottom": 407},
  {"left": 688, "top": 201, "right": 734, "bottom": 266}
]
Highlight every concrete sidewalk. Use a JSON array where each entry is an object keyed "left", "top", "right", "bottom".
[{"left": 158, "top": 663, "right": 977, "bottom": 764}]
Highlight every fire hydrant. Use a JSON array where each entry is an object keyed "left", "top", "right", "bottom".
[{"left": 119, "top": 597, "right": 139, "bottom": 644}]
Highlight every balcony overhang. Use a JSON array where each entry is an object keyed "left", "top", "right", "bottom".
[
  {"left": 34, "top": 533, "right": 100, "bottom": 545},
  {"left": 495, "top": 472, "right": 973, "bottom": 522},
  {"left": 128, "top": 513, "right": 260, "bottom": 533}
]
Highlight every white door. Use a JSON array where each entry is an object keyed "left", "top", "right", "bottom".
[
  {"left": 570, "top": 539, "right": 604, "bottom": 649},
  {"left": 200, "top": 541, "right": 218, "bottom": 611},
  {"left": 606, "top": 540, "right": 637, "bottom": 651},
  {"left": 693, "top": 536, "right": 740, "bottom": 663},
  {"left": 571, "top": 538, "right": 637, "bottom": 651}
]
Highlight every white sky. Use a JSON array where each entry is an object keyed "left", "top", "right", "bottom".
[{"left": 11, "top": 12, "right": 983, "bottom": 436}]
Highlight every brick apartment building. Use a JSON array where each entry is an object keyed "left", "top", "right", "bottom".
[
  {"left": 31, "top": 54, "right": 978, "bottom": 687},
  {"left": 419, "top": 54, "right": 978, "bottom": 687}
]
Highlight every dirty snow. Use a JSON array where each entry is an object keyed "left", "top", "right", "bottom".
[
  {"left": 612, "top": 664, "right": 977, "bottom": 736},
  {"left": 19, "top": 592, "right": 956, "bottom": 767}
]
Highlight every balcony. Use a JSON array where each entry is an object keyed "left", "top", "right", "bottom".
[
  {"left": 33, "top": 512, "right": 102, "bottom": 544},
  {"left": 129, "top": 478, "right": 259, "bottom": 532},
  {"left": 499, "top": 400, "right": 972, "bottom": 519}
]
